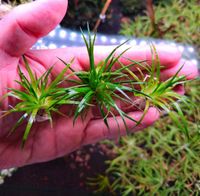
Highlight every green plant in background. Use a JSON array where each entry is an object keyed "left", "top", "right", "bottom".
[
  {"left": 0, "top": 57, "right": 76, "bottom": 147},
  {"left": 119, "top": 0, "right": 173, "bottom": 18},
  {"left": 0, "top": 0, "right": 33, "bottom": 19},
  {"left": 120, "top": 0, "right": 200, "bottom": 53},
  {"left": 120, "top": 0, "right": 146, "bottom": 17},
  {"left": 0, "top": 0, "right": 32, "bottom": 6},
  {"left": 88, "top": 80, "right": 200, "bottom": 196}
]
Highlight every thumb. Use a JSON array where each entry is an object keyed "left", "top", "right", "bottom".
[{"left": 0, "top": 0, "right": 68, "bottom": 57}]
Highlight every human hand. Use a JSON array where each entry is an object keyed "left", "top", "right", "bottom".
[{"left": 0, "top": 0, "right": 198, "bottom": 169}]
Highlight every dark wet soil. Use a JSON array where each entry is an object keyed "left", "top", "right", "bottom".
[{"left": 0, "top": 143, "right": 114, "bottom": 196}]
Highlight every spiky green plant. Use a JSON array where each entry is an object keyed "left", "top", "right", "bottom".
[
  {"left": 60, "top": 26, "right": 148, "bottom": 130},
  {"left": 120, "top": 45, "right": 191, "bottom": 136},
  {"left": 0, "top": 56, "right": 75, "bottom": 147}
]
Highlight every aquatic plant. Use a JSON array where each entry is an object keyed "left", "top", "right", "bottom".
[{"left": 0, "top": 57, "right": 76, "bottom": 147}]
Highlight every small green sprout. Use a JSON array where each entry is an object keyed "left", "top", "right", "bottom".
[
  {"left": 60, "top": 25, "right": 147, "bottom": 131},
  {"left": 0, "top": 56, "right": 75, "bottom": 147},
  {"left": 122, "top": 44, "right": 191, "bottom": 136}
]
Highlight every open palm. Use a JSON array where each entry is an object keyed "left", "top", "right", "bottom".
[{"left": 0, "top": 0, "right": 197, "bottom": 169}]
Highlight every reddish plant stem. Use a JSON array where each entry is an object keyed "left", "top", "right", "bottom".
[
  {"left": 146, "top": 0, "right": 155, "bottom": 27},
  {"left": 93, "top": 0, "right": 112, "bottom": 32}
]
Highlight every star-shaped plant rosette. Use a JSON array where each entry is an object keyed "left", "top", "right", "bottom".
[
  {"left": 0, "top": 26, "right": 190, "bottom": 147},
  {"left": 121, "top": 45, "right": 191, "bottom": 136},
  {"left": 60, "top": 28, "right": 148, "bottom": 128},
  {"left": 0, "top": 57, "right": 77, "bottom": 147}
]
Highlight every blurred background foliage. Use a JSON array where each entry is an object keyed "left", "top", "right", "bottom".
[
  {"left": 0, "top": 0, "right": 32, "bottom": 5},
  {"left": 60, "top": 0, "right": 109, "bottom": 31},
  {"left": 62, "top": 0, "right": 199, "bottom": 54},
  {"left": 1, "top": 0, "right": 199, "bottom": 50},
  {"left": 120, "top": 0, "right": 200, "bottom": 54}
]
